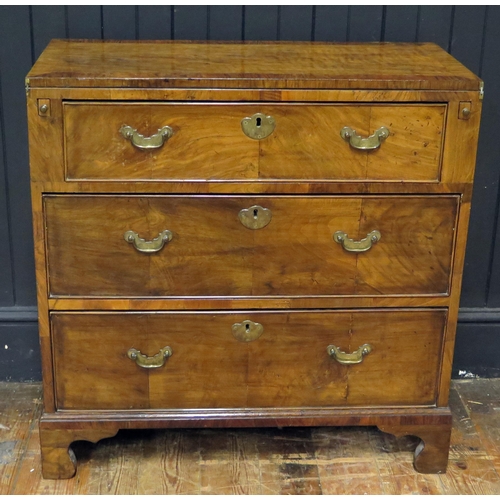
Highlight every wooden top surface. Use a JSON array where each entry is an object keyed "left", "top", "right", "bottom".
[{"left": 27, "top": 39, "right": 481, "bottom": 91}]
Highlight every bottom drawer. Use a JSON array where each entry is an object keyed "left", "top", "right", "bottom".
[{"left": 52, "top": 310, "right": 445, "bottom": 410}]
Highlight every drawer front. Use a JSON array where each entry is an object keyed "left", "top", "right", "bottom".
[
  {"left": 64, "top": 102, "right": 445, "bottom": 182},
  {"left": 64, "top": 103, "right": 259, "bottom": 181},
  {"left": 45, "top": 195, "right": 458, "bottom": 298},
  {"left": 52, "top": 310, "right": 445, "bottom": 410}
]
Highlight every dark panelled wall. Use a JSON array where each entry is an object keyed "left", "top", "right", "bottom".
[{"left": 0, "top": 6, "right": 498, "bottom": 380}]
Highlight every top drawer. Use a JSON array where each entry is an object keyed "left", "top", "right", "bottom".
[{"left": 63, "top": 102, "right": 445, "bottom": 182}]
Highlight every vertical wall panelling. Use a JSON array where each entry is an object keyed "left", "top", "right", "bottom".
[
  {"left": 463, "top": 8, "right": 499, "bottom": 306},
  {"left": 31, "top": 6, "right": 67, "bottom": 59},
  {"left": 348, "top": 5, "right": 383, "bottom": 42},
  {"left": 173, "top": 6, "right": 208, "bottom": 40},
  {"left": 102, "top": 6, "right": 137, "bottom": 40},
  {"left": 0, "top": 6, "right": 35, "bottom": 306},
  {"left": 244, "top": 6, "right": 279, "bottom": 41},
  {"left": 137, "top": 6, "right": 172, "bottom": 40},
  {"left": 476, "top": 8, "right": 500, "bottom": 307},
  {"left": 208, "top": 6, "right": 242, "bottom": 41},
  {"left": 417, "top": 6, "right": 454, "bottom": 51},
  {"left": 313, "top": 6, "right": 349, "bottom": 42},
  {"left": 383, "top": 6, "right": 418, "bottom": 42},
  {"left": 450, "top": 6, "right": 487, "bottom": 75},
  {"left": 279, "top": 6, "right": 313, "bottom": 41},
  {"left": 0, "top": 64, "right": 14, "bottom": 306},
  {"left": 67, "top": 6, "right": 102, "bottom": 39},
  {"left": 454, "top": 7, "right": 492, "bottom": 307}
]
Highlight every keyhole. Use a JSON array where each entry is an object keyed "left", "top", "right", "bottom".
[
  {"left": 256, "top": 117, "right": 262, "bottom": 127},
  {"left": 253, "top": 208, "right": 259, "bottom": 219},
  {"left": 245, "top": 323, "right": 250, "bottom": 332}
]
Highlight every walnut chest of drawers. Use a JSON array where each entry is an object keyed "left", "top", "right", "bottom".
[{"left": 26, "top": 40, "right": 483, "bottom": 479}]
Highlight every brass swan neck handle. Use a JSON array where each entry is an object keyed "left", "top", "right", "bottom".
[
  {"left": 340, "top": 126, "right": 389, "bottom": 150},
  {"left": 120, "top": 125, "right": 173, "bottom": 150},
  {"left": 127, "top": 346, "right": 172, "bottom": 369},
  {"left": 334, "top": 230, "right": 381, "bottom": 253},
  {"left": 327, "top": 344, "right": 373, "bottom": 365},
  {"left": 124, "top": 230, "right": 173, "bottom": 253}
]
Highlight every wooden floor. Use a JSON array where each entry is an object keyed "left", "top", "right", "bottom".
[{"left": 1, "top": 380, "right": 500, "bottom": 494}]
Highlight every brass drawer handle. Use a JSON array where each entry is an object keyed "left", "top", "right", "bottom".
[
  {"left": 124, "top": 230, "right": 173, "bottom": 253},
  {"left": 241, "top": 113, "right": 275, "bottom": 140},
  {"left": 232, "top": 320, "right": 264, "bottom": 342},
  {"left": 340, "top": 126, "right": 389, "bottom": 150},
  {"left": 327, "top": 344, "right": 372, "bottom": 365},
  {"left": 127, "top": 346, "right": 172, "bottom": 369},
  {"left": 334, "top": 230, "right": 381, "bottom": 253},
  {"left": 120, "top": 125, "right": 173, "bottom": 150},
  {"left": 238, "top": 205, "right": 272, "bottom": 229}
]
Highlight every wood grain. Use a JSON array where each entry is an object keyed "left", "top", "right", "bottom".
[
  {"left": 52, "top": 314, "right": 149, "bottom": 410},
  {"left": 47, "top": 295, "right": 451, "bottom": 312},
  {"left": 29, "top": 184, "right": 55, "bottom": 412},
  {"left": 64, "top": 102, "right": 444, "bottom": 182},
  {"left": 441, "top": 99, "right": 483, "bottom": 184},
  {"left": 51, "top": 310, "right": 445, "bottom": 410},
  {"left": 27, "top": 40, "right": 481, "bottom": 90},
  {"left": 0, "top": 384, "right": 42, "bottom": 494},
  {"left": 30, "top": 86, "right": 483, "bottom": 102},
  {"left": 26, "top": 40, "right": 483, "bottom": 479},
  {"left": 438, "top": 199, "right": 472, "bottom": 406},
  {"left": 438, "top": 380, "right": 500, "bottom": 494},
  {"left": 36, "top": 406, "right": 453, "bottom": 480},
  {"left": 5, "top": 380, "right": 500, "bottom": 493},
  {"left": 30, "top": 179, "right": 477, "bottom": 195},
  {"left": 378, "top": 422, "right": 452, "bottom": 473},
  {"left": 375, "top": 447, "right": 444, "bottom": 494},
  {"left": 64, "top": 103, "right": 259, "bottom": 181},
  {"left": 454, "top": 379, "right": 500, "bottom": 473},
  {"left": 260, "top": 104, "right": 444, "bottom": 182},
  {"left": 39, "top": 427, "right": 119, "bottom": 480},
  {"left": 198, "top": 431, "right": 262, "bottom": 494},
  {"left": 45, "top": 195, "right": 253, "bottom": 298},
  {"left": 44, "top": 195, "right": 458, "bottom": 298}
]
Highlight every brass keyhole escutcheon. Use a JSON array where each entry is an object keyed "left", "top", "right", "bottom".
[
  {"left": 238, "top": 205, "right": 272, "bottom": 230},
  {"left": 232, "top": 320, "right": 264, "bottom": 342},
  {"left": 241, "top": 113, "right": 275, "bottom": 140}
]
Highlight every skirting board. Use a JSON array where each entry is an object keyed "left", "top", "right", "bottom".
[{"left": 0, "top": 314, "right": 40, "bottom": 381}]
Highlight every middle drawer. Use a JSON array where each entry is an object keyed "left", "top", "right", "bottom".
[{"left": 45, "top": 195, "right": 458, "bottom": 298}]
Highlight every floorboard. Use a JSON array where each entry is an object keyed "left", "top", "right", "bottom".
[{"left": 1, "top": 380, "right": 500, "bottom": 494}]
